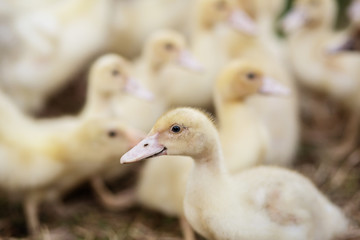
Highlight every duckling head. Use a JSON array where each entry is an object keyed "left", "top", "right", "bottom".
[
  {"left": 89, "top": 54, "right": 153, "bottom": 100},
  {"left": 282, "top": 0, "right": 336, "bottom": 33},
  {"left": 75, "top": 117, "right": 145, "bottom": 161},
  {"left": 121, "top": 108, "right": 219, "bottom": 164},
  {"left": 143, "top": 30, "right": 202, "bottom": 72},
  {"left": 195, "top": 0, "right": 257, "bottom": 35},
  {"left": 215, "top": 60, "right": 290, "bottom": 102}
]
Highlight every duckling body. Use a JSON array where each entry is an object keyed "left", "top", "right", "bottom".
[{"left": 121, "top": 107, "right": 348, "bottom": 240}]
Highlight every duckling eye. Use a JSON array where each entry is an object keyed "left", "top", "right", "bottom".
[
  {"left": 215, "top": 1, "right": 227, "bottom": 10},
  {"left": 164, "top": 43, "right": 175, "bottom": 51},
  {"left": 108, "top": 130, "right": 117, "bottom": 138},
  {"left": 170, "top": 124, "right": 182, "bottom": 133},
  {"left": 246, "top": 72, "right": 257, "bottom": 80}
]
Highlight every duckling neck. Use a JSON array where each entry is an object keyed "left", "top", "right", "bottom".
[
  {"left": 81, "top": 89, "right": 111, "bottom": 117},
  {"left": 216, "top": 99, "right": 252, "bottom": 130}
]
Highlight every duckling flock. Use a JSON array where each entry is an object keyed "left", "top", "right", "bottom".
[{"left": 0, "top": 0, "right": 359, "bottom": 239}]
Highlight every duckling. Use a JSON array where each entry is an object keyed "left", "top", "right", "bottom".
[
  {"left": 215, "top": 60, "right": 291, "bottom": 171},
  {"left": 234, "top": 0, "right": 287, "bottom": 62},
  {"left": 107, "top": 0, "right": 194, "bottom": 58},
  {"left": 283, "top": 0, "right": 360, "bottom": 157},
  {"left": 0, "top": 113, "right": 140, "bottom": 234},
  {"left": 0, "top": 0, "right": 111, "bottom": 113},
  {"left": 130, "top": 29, "right": 202, "bottom": 114},
  {"left": 121, "top": 107, "right": 348, "bottom": 240},
  {"left": 131, "top": 60, "right": 292, "bottom": 240},
  {"left": 191, "top": 0, "right": 299, "bottom": 165}
]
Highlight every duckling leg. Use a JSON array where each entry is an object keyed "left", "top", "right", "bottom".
[
  {"left": 90, "top": 176, "right": 136, "bottom": 211},
  {"left": 328, "top": 111, "right": 360, "bottom": 160},
  {"left": 24, "top": 193, "right": 41, "bottom": 235},
  {"left": 180, "top": 215, "right": 196, "bottom": 240}
]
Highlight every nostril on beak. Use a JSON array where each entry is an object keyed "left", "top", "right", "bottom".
[{"left": 144, "top": 143, "right": 149, "bottom": 147}]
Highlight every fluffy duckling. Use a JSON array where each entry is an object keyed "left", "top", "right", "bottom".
[
  {"left": 131, "top": 29, "right": 202, "bottom": 114},
  {"left": 215, "top": 60, "right": 291, "bottom": 171},
  {"left": 0, "top": 114, "right": 140, "bottom": 234},
  {"left": 233, "top": 0, "right": 287, "bottom": 62},
  {"left": 0, "top": 89, "right": 143, "bottom": 234},
  {"left": 121, "top": 108, "right": 348, "bottom": 240},
  {"left": 0, "top": 0, "right": 111, "bottom": 113},
  {"left": 107, "top": 0, "right": 194, "bottom": 58},
  {"left": 283, "top": 0, "right": 360, "bottom": 156},
  {"left": 130, "top": 60, "right": 292, "bottom": 240}
]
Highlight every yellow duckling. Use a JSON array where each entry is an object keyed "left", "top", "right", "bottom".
[
  {"left": 121, "top": 107, "right": 348, "bottom": 240},
  {"left": 215, "top": 60, "right": 290, "bottom": 171},
  {"left": 131, "top": 60, "right": 293, "bottom": 240},
  {"left": 0, "top": 114, "right": 140, "bottom": 235},
  {"left": 0, "top": 0, "right": 111, "bottom": 114}
]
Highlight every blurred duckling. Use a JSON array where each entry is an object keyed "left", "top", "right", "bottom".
[
  {"left": 199, "top": 0, "right": 299, "bottom": 165},
  {"left": 107, "top": 0, "right": 194, "bottom": 58},
  {"left": 0, "top": 98, "right": 140, "bottom": 235},
  {"left": 215, "top": 60, "right": 291, "bottom": 171},
  {"left": 0, "top": 0, "right": 111, "bottom": 114},
  {"left": 121, "top": 107, "right": 349, "bottom": 240},
  {"left": 283, "top": 0, "right": 360, "bottom": 157}
]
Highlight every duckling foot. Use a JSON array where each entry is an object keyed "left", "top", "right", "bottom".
[
  {"left": 180, "top": 215, "right": 196, "bottom": 240},
  {"left": 91, "top": 176, "right": 136, "bottom": 211},
  {"left": 24, "top": 193, "right": 41, "bottom": 236}
]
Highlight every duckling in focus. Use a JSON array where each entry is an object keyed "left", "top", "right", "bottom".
[
  {"left": 0, "top": 0, "right": 111, "bottom": 114},
  {"left": 0, "top": 100, "right": 140, "bottom": 235},
  {"left": 133, "top": 60, "right": 292, "bottom": 240},
  {"left": 283, "top": 0, "right": 360, "bottom": 157},
  {"left": 121, "top": 107, "right": 349, "bottom": 240}
]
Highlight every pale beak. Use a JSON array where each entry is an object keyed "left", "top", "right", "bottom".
[
  {"left": 282, "top": 7, "right": 307, "bottom": 33},
  {"left": 124, "top": 77, "right": 154, "bottom": 101},
  {"left": 120, "top": 134, "right": 167, "bottom": 164},
  {"left": 348, "top": 0, "right": 360, "bottom": 23},
  {"left": 228, "top": 9, "right": 257, "bottom": 35},
  {"left": 177, "top": 50, "right": 204, "bottom": 72},
  {"left": 259, "top": 77, "right": 291, "bottom": 96},
  {"left": 326, "top": 39, "right": 355, "bottom": 54}
]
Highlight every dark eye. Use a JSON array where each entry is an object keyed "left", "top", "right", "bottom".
[
  {"left": 215, "top": 1, "right": 226, "bottom": 10},
  {"left": 246, "top": 72, "right": 257, "bottom": 80},
  {"left": 112, "top": 69, "right": 120, "bottom": 76},
  {"left": 164, "top": 43, "right": 174, "bottom": 51},
  {"left": 108, "top": 130, "right": 117, "bottom": 138},
  {"left": 170, "top": 124, "right": 182, "bottom": 133}
]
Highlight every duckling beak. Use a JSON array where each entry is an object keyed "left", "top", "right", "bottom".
[
  {"left": 125, "top": 77, "right": 154, "bottom": 101},
  {"left": 259, "top": 77, "right": 291, "bottom": 96},
  {"left": 120, "top": 134, "right": 167, "bottom": 164},
  {"left": 177, "top": 50, "right": 204, "bottom": 72},
  {"left": 348, "top": 0, "right": 360, "bottom": 23},
  {"left": 282, "top": 7, "right": 307, "bottom": 33},
  {"left": 228, "top": 9, "right": 257, "bottom": 36}
]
